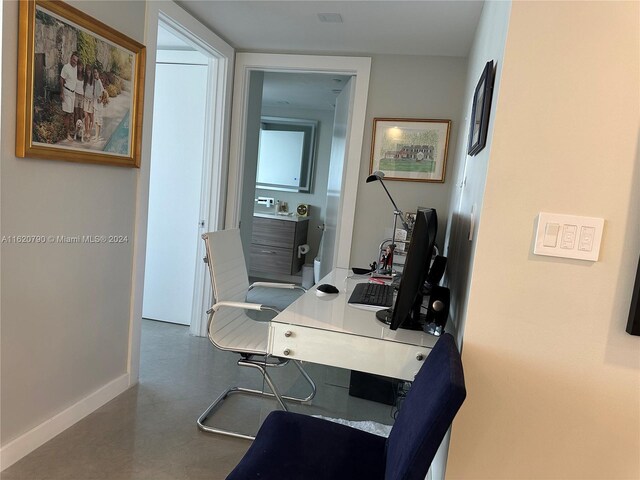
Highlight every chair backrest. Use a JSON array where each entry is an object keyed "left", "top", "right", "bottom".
[
  {"left": 203, "top": 229, "right": 250, "bottom": 303},
  {"left": 384, "top": 333, "right": 466, "bottom": 480},
  {"left": 202, "top": 229, "right": 268, "bottom": 354}
]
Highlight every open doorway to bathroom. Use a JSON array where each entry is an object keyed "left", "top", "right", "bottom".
[
  {"left": 225, "top": 53, "right": 371, "bottom": 291},
  {"left": 238, "top": 71, "right": 352, "bottom": 287}
]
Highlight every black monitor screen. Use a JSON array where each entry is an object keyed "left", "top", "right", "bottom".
[{"left": 388, "top": 208, "right": 437, "bottom": 330}]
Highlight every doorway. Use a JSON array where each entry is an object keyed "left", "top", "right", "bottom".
[
  {"left": 142, "top": 25, "right": 209, "bottom": 327},
  {"left": 138, "top": 12, "right": 233, "bottom": 338},
  {"left": 237, "top": 71, "right": 352, "bottom": 284},
  {"left": 128, "top": 1, "right": 235, "bottom": 383},
  {"left": 226, "top": 54, "right": 372, "bottom": 279}
]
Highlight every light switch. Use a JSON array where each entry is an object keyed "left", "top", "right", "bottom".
[
  {"left": 560, "top": 224, "right": 577, "bottom": 249},
  {"left": 543, "top": 223, "right": 560, "bottom": 247},
  {"left": 534, "top": 212, "right": 604, "bottom": 261},
  {"left": 579, "top": 226, "right": 596, "bottom": 252}
]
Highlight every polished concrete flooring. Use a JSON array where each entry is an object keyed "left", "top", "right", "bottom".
[{"left": 2, "top": 319, "right": 394, "bottom": 479}]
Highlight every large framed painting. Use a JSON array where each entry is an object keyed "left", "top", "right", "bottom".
[
  {"left": 16, "top": 0, "right": 146, "bottom": 167},
  {"left": 467, "top": 60, "right": 495, "bottom": 156},
  {"left": 370, "top": 118, "right": 451, "bottom": 183}
]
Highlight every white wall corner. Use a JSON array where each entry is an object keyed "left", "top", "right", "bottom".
[{"left": 0, "top": 373, "right": 130, "bottom": 472}]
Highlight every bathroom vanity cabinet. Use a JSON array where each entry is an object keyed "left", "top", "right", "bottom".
[{"left": 250, "top": 214, "right": 309, "bottom": 276}]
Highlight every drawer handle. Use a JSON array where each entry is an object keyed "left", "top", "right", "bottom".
[
  {"left": 284, "top": 330, "right": 293, "bottom": 337},
  {"left": 416, "top": 353, "right": 425, "bottom": 361},
  {"left": 283, "top": 348, "right": 291, "bottom": 356},
  {"left": 260, "top": 250, "right": 277, "bottom": 254}
]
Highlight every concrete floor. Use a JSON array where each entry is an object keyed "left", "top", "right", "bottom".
[{"left": 2, "top": 319, "right": 395, "bottom": 479}]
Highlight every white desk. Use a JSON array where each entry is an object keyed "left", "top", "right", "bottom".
[{"left": 268, "top": 268, "right": 449, "bottom": 381}]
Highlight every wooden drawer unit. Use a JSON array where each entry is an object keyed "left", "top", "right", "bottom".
[
  {"left": 249, "top": 244, "right": 293, "bottom": 274},
  {"left": 252, "top": 217, "right": 296, "bottom": 248},
  {"left": 250, "top": 216, "right": 309, "bottom": 275}
]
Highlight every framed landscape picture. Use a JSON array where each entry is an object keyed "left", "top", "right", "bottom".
[
  {"left": 370, "top": 118, "right": 451, "bottom": 183},
  {"left": 16, "top": 0, "right": 146, "bottom": 167}
]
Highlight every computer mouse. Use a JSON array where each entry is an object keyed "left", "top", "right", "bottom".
[
  {"left": 316, "top": 284, "right": 339, "bottom": 296},
  {"left": 352, "top": 267, "right": 373, "bottom": 275}
]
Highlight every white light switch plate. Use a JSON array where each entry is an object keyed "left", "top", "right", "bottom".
[{"left": 534, "top": 212, "right": 604, "bottom": 261}]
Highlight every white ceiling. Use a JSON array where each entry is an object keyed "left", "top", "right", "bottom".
[
  {"left": 157, "top": 1, "right": 484, "bottom": 111},
  {"left": 262, "top": 72, "right": 351, "bottom": 111},
  {"left": 175, "top": 1, "right": 484, "bottom": 57},
  {"left": 155, "top": 26, "right": 351, "bottom": 111}
]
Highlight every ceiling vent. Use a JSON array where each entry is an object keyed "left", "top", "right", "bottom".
[{"left": 317, "top": 13, "right": 343, "bottom": 23}]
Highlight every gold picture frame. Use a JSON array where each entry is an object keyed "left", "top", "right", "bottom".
[
  {"left": 16, "top": 0, "right": 146, "bottom": 167},
  {"left": 370, "top": 118, "right": 451, "bottom": 183}
]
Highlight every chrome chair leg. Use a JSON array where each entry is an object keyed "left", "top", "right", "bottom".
[
  {"left": 197, "top": 357, "right": 317, "bottom": 439},
  {"left": 197, "top": 387, "right": 260, "bottom": 440},
  {"left": 246, "top": 359, "right": 317, "bottom": 404}
]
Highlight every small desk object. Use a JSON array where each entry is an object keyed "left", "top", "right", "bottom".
[{"left": 268, "top": 268, "right": 450, "bottom": 381}]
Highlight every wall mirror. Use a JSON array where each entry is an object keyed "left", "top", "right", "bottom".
[{"left": 256, "top": 116, "right": 317, "bottom": 193}]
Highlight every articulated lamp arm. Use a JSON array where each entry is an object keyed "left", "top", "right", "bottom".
[{"left": 366, "top": 171, "right": 411, "bottom": 231}]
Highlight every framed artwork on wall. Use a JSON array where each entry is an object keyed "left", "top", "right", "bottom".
[
  {"left": 467, "top": 60, "right": 495, "bottom": 156},
  {"left": 16, "top": 0, "right": 146, "bottom": 167},
  {"left": 369, "top": 118, "right": 451, "bottom": 183}
]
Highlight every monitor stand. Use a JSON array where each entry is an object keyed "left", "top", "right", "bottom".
[{"left": 375, "top": 309, "right": 424, "bottom": 331}]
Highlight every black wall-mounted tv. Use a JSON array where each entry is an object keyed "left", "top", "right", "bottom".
[{"left": 626, "top": 255, "right": 640, "bottom": 336}]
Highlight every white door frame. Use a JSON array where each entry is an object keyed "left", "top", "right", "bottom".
[
  {"left": 128, "top": 0, "right": 234, "bottom": 383},
  {"left": 225, "top": 53, "right": 371, "bottom": 272}
]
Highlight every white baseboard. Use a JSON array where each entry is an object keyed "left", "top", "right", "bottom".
[{"left": 0, "top": 373, "right": 130, "bottom": 471}]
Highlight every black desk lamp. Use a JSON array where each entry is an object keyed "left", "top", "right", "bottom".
[{"left": 366, "top": 171, "right": 410, "bottom": 272}]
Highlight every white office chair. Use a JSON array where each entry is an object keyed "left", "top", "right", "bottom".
[{"left": 197, "top": 229, "right": 316, "bottom": 440}]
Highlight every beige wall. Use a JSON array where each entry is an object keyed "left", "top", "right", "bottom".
[
  {"left": 1, "top": 0, "right": 145, "bottom": 445},
  {"left": 442, "top": 0, "right": 511, "bottom": 342},
  {"left": 349, "top": 54, "right": 467, "bottom": 268},
  {"left": 448, "top": 1, "right": 640, "bottom": 478}
]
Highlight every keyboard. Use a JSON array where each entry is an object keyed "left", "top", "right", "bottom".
[{"left": 348, "top": 282, "right": 394, "bottom": 308}]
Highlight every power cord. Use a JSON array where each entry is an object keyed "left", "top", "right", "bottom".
[{"left": 391, "top": 380, "right": 412, "bottom": 420}]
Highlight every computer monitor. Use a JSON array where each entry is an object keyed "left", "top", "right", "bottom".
[{"left": 375, "top": 208, "right": 438, "bottom": 330}]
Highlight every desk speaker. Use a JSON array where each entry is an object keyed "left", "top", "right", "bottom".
[
  {"left": 425, "top": 286, "right": 450, "bottom": 328},
  {"left": 425, "top": 256, "right": 447, "bottom": 291}
]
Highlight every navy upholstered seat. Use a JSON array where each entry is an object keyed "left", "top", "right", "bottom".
[{"left": 226, "top": 333, "right": 466, "bottom": 480}]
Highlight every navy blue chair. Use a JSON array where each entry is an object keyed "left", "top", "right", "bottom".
[{"left": 226, "top": 333, "right": 466, "bottom": 480}]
